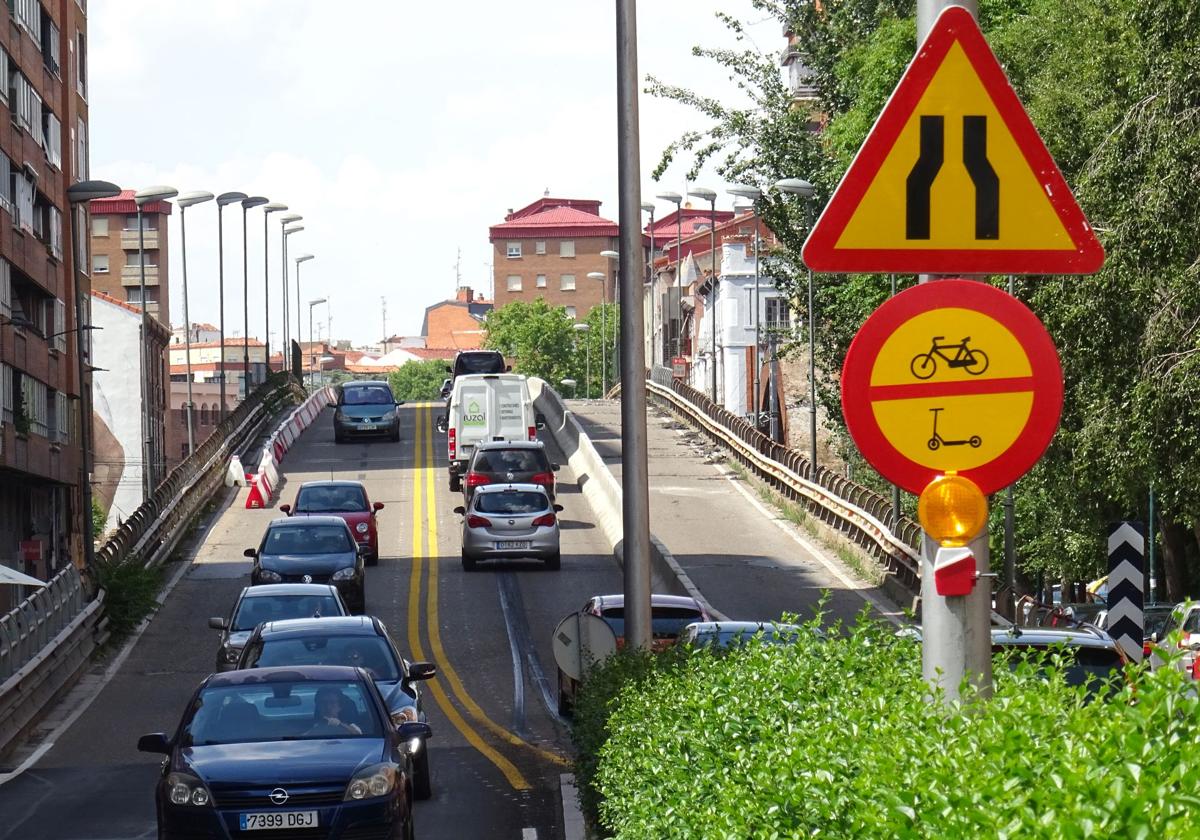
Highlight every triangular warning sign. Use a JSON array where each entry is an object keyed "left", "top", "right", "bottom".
[{"left": 802, "top": 6, "right": 1104, "bottom": 275}]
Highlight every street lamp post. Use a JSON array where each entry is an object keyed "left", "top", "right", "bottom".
[
  {"left": 641, "top": 202, "right": 655, "bottom": 367},
  {"left": 586, "top": 271, "right": 608, "bottom": 395},
  {"left": 656, "top": 191, "right": 683, "bottom": 359},
  {"left": 262, "top": 202, "right": 287, "bottom": 367},
  {"left": 308, "top": 297, "right": 328, "bottom": 391},
  {"left": 240, "top": 196, "right": 269, "bottom": 389},
  {"left": 134, "top": 186, "right": 177, "bottom": 497},
  {"left": 215, "top": 192, "right": 247, "bottom": 421},
  {"left": 66, "top": 180, "right": 122, "bottom": 570},
  {"left": 688, "top": 188, "right": 718, "bottom": 403},
  {"left": 295, "top": 254, "right": 315, "bottom": 380},
  {"left": 573, "top": 322, "right": 591, "bottom": 398},
  {"left": 728, "top": 185, "right": 764, "bottom": 422},
  {"left": 176, "top": 191, "right": 215, "bottom": 457},
  {"left": 601, "top": 250, "right": 620, "bottom": 385},
  {"left": 774, "top": 177, "right": 817, "bottom": 463},
  {"left": 279, "top": 214, "right": 302, "bottom": 366}
]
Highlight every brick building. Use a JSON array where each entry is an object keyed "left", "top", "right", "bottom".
[
  {"left": 88, "top": 190, "right": 172, "bottom": 325},
  {"left": 488, "top": 197, "right": 620, "bottom": 320},
  {"left": 420, "top": 286, "right": 492, "bottom": 350},
  {"left": 0, "top": 0, "right": 92, "bottom": 598}
]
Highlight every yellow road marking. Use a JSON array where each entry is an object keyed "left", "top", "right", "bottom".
[{"left": 407, "top": 405, "right": 532, "bottom": 791}]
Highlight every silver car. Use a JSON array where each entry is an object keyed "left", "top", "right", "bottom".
[{"left": 455, "top": 484, "right": 561, "bottom": 571}]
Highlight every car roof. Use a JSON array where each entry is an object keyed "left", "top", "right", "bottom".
[
  {"left": 687, "top": 621, "right": 800, "bottom": 634},
  {"left": 991, "top": 628, "right": 1118, "bottom": 649},
  {"left": 267, "top": 515, "right": 349, "bottom": 528},
  {"left": 474, "top": 440, "right": 546, "bottom": 451},
  {"left": 297, "top": 480, "right": 366, "bottom": 490},
  {"left": 473, "top": 483, "right": 550, "bottom": 496},
  {"left": 256, "top": 616, "right": 380, "bottom": 638},
  {"left": 341, "top": 380, "right": 389, "bottom": 387},
  {"left": 205, "top": 664, "right": 366, "bottom": 687},
  {"left": 592, "top": 593, "right": 703, "bottom": 610},
  {"left": 240, "top": 584, "right": 341, "bottom": 598}
]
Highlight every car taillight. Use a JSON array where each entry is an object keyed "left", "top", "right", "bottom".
[
  {"left": 1143, "top": 642, "right": 1152, "bottom": 659},
  {"left": 528, "top": 425, "right": 536, "bottom": 441},
  {"left": 448, "top": 428, "right": 456, "bottom": 459},
  {"left": 1191, "top": 658, "right": 1200, "bottom": 682},
  {"left": 530, "top": 472, "right": 553, "bottom": 486},
  {"left": 465, "top": 473, "right": 490, "bottom": 488},
  {"left": 467, "top": 515, "right": 491, "bottom": 528},
  {"left": 532, "top": 513, "right": 556, "bottom": 527}
]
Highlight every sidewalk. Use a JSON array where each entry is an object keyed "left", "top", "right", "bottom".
[{"left": 566, "top": 399, "right": 903, "bottom": 627}]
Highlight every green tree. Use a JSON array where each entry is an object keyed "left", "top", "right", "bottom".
[
  {"left": 387, "top": 359, "right": 449, "bottom": 402},
  {"left": 483, "top": 299, "right": 578, "bottom": 386}
]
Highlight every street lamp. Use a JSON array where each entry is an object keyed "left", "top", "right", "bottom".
[
  {"left": 215, "top": 192, "right": 247, "bottom": 421},
  {"left": 586, "top": 271, "right": 608, "bottom": 396},
  {"left": 295, "top": 254, "right": 314, "bottom": 373},
  {"left": 134, "top": 185, "right": 178, "bottom": 497},
  {"left": 641, "top": 202, "right": 655, "bottom": 367},
  {"left": 66, "top": 179, "right": 121, "bottom": 569},
  {"left": 240, "top": 196, "right": 269, "bottom": 388},
  {"left": 279, "top": 213, "right": 302, "bottom": 360},
  {"left": 573, "top": 322, "right": 591, "bottom": 399},
  {"left": 688, "top": 187, "right": 718, "bottom": 403},
  {"left": 262, "top": 202, "right": 288, "bottom": 366},
  {"left": 308, "top": 297, "right": 328, "bottom": 391},
  {"left": 176, "top": 191, "right": 215, "bottom": 458},
  {"left": 728, "top": 184, "right": 764, "bottom": 423},
  {"left": 656, "top": 191, "right": 684, "bottom": 359},
  {"left": 560, "top": 378, "right": 577, "bottom": 399},
  {"left": 774, "top": 177, "right": 817, "bottom": 463}
]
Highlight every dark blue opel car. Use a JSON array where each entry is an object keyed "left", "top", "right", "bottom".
[{"left": 138, "top": 665, "right": 430, "bottom": 840}]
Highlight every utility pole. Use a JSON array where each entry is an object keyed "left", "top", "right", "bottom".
[{"left": 381, "top": 297, "right": 387, "bottom": 347}]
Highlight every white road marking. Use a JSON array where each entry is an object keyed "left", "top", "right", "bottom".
[
  {"left": 523, "top": 829, "right": 538, "bottom": 840},
  {"left": 495, "top": 573, "right": 527, "bottom": 736}
]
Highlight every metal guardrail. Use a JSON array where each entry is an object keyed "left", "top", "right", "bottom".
[
  {"left": 645, "top": 367, "right": 923, "bottom": 591},
  {"left": 0, "top": 565, "right": 85, "bottom": 682}
]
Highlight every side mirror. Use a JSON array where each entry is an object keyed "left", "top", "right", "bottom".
[
  {"left": 409, "top": 662, "right": 437, "bottom": 681},
  {"left": 1150, "top": 632, "right": 1159, "bottom": 643},
  {"left": 535, "top": 412, "right": 547, "bottom": 430},
  {"left": 395, "top": 399, "right": 404, "bottom": 406},
  {"left": 553, "top": 504, "right": 564, "bottom": 513},
  {"left": 137, "top": 733, "right": 171, "bottom": 754},
  {"left": 208, "top": 616, "right": 228, "bottom": 630},
  {"left": 445, "top": 365, "right": 453, "bottom": 373},
  {"left": 453, "top": 506, "right": 465, "bottom": 515},
  {"left": 505, "top": 365, "right": 512, "bottom": 372},
  {"left": 435, "top": 416, "right": 448, "bottom": 434},
  {"left": 243, "top": 548, "right": 257, "bottom": 558},
  {"left": 279, "top": 504, "right": 292, "bottom": 515},
  {"left": 397, "top": 721, "right": 433, "bottom": 742},
  {"left": 373, "top": 502, "right": 385, "bottom": 512}
]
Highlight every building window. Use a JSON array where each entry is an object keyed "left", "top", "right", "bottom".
[
  {"left": 76, "top": 117, "right": 87, "bottom": 179},
  {"left": 506, "top": 242, "right": 521, "bottom": 259},
  {"left": 560, "top": 274, "right": 576, "bottom": 291},
  {"left": 506, "top": 275, "right": 522, "bottom": 292},
  {"left": 14, "top": 171, "right": 35, "bottom": 233},
  {"left": 92, "top": 216, "right": 108, "bottom": 236},
  {"left": 19, "top": 373, "right": 49, "bottom": 438},
  {"left": 535, "top": 241, "right": 546, "bottom": 255},
  {"left": 54, "top": 391, "right": 69, "bottom": 443},
  {"left": 535, "top": 274, "right": 546, "bottom": 288},
  {"left": 0, "top": 154, "right": 11, "bottom": 216},
  {"left": 765, "top": 297, "right": 791, "bottom": 329},
  {"left": 53, "top": 299, "right": 65, "bottom": 352},
  {"left": 559, "top": 240, "right": 575, "bottom": 258},
  {"left": 43, "top": 110, "right": 61, "bottom": 170},
  {"left": 41, "top": 13, "right": 59, "bottom": 76},
  {"left": 14, "top": 0, "right": 41, "bottom": 43},
  {"left": 0, "top": 363, "right": 10, "bottom": 425},
  {"left": 0, "top": 260, "right": 10, "bottom": 320},
  {"left": 126, "top": 286, "right": 158, "bottom": 305},
  {"left": 76, "top": 30, "right": 86, "bottom": 99},
  {"left": 564, "top": 306, "right": 577, "bottom": 320},
  {"left": 48, "top": 206, "right": 63, "bottom": 260},
  {"left": 127, "top": 251, "right": 158, "bottom": 268},
  {"left": 92, "top": 253, "right": 108, "bottom": 273},
  {"left": 0, "top": 48, "right": 8, "bottom": 106},
  {"left": 124, "top": 214, "right": 157, "bottom": 232}
]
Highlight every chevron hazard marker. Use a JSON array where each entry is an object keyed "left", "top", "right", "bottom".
[{"left": 1107, "top": 521, "right": 1145, "bottom": 664}]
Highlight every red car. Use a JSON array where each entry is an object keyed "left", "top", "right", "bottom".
[{"left": 280, "top": 481, "right": 384, "bottom": 565}]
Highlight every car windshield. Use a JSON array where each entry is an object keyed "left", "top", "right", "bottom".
[
  {"left": 601, "top": 606, "right": 704, "bottom": 640},
  {"left": 232, "top": 594, "right": 343, "bottom": 631},
  {"left": 341, "top": 386, "right": 394, "bottom": 406},
  {"left": 295, "top": 485, "right": 367, "bottom": 513},
  {"left": 264, "top": 525, "right": 353, "bottom": 555},
  {"left": 456, "top": 354, "right": 504, "bottom": 375},
  {"left": 247, "top": 635, "right": 400, "bottom": 681},
  {"left": 183, "top": 680, "right": 383, "bottom": 745},
  {"left": 698, "top": 626, "right": 803, "bottom": 648},
  {"left": 473, "top": 449, "right": 544, "bottom": 473},
  {"left": 474, "top": 491, "right": 547, "bottom": 515},
  {"left": 997, "top": 644, "right": 1124, "bottom": 690},
  {"left": 1144, "top": 607, "right": 1175, "bottom": 638}
]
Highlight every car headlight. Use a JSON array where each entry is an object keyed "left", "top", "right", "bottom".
[
  {"left": 382, "top": 410, "right": 397, "bottom": 422},
  {"left": 331, "top": 567, "right": 357, "bottom": 581},
  {"left": 257, "top": 569, "right": 282, "bottom": 583},
  {"left": 166, "top": 772, "right": 212, "bottom": 807},
  {"left": 343, "top": 762, "right": 397, "bottom": 801},
  {"left": 356, "top": 522, "right": 369, "bottom": 534},
  {"left": 223, "top": 646, "right": 241, "bottom": 664}
]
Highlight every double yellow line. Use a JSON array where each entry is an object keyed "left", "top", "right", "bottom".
[{"left": 406, "top": 404, "right": 566, "bottom": 793}]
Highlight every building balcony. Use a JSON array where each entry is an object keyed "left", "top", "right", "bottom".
[
  {"left": 121, "top": 229, "right": 159, "bottom": 250},
  {"left": 121, "top": 265, "right": 160, "bottom": 285}
]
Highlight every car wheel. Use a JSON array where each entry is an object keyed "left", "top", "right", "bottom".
[
  {"left": 557, "top": 670, "right": 573, "bottom": 717},
  {"left": 461, "top": 552, "right": 477, "bottom": 572},
  {"left": 334, "top": 431, "right": 345, "bottom": 444},
  {"left": 365, "top": 550, "right": 379, "bottom": 567},
  {"left": 544, "top": 552, "right": 561, "bottom": 571},
  {"left": 412, "top": 746, "right": 432, "bottom": 800},
  {"left": 391, "top": 428, "right": 401, "bottom": 443}
]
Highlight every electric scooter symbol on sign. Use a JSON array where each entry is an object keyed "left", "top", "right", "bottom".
[{"left": 927, "top": 407, "right": 981, "bottom": 451}]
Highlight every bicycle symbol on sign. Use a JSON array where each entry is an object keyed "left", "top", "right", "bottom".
[{"left": 909, "top": 336, "right": 989, "bottom": 380}]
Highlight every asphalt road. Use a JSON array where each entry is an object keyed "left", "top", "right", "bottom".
[{"left": 0, "top": 402, "right": 618, "bottom": 840}]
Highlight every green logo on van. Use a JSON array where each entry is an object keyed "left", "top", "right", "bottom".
[{"left": 464, "top": 400, "right": 485, "bottom": 427}]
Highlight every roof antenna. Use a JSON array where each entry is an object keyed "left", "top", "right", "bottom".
[{"left": 544, "top": 187, "right": 550, "bottom": 197}]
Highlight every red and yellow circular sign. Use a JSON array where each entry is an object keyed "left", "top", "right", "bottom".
[{"left": 842, "top": 279, "right": 1062, "bottom": 495}]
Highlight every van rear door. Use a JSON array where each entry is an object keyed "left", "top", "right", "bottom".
[{"left": 492, "top": 376, "right": 530, "bottom": 442}]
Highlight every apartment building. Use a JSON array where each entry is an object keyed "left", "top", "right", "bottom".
[
  {"left": 88, "top": 189, "right": 172, "bottom": 325},
  {"left": 0, "top": 0, "right": 92, "bottom": 599},
  {"left": 488, "top": 196, "right": 620, "bottom": 320}
]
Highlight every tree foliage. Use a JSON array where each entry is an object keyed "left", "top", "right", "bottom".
[{"left": 387, "top": 359, "right": 449, "bottom": 402}]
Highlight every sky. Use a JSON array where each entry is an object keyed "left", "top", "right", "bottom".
[{"left": 90, "top": 1, "right": 783, "bottom": 347}]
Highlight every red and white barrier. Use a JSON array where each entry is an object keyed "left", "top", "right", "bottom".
[{"left": 240, "top": 386, "right": 336, "bottom": 508}]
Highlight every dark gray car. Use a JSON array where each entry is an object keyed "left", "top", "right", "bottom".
[
  {"left": 247, "top": 517, "right": 366, "bottom": 613},
  {"left": 208, "top": 583, "right": 347, "bottom": 671},
  {"left": 462, "top": 440, "right": 558, "bottom": 504}
]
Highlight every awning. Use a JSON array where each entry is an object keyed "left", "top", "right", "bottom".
[{"left": 0, "top": 565, "right": 46, "bottom": 587}]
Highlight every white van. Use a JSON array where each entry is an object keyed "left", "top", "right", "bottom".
[{"left": 438, "top": 374, "right": 544, "bottom": 491}]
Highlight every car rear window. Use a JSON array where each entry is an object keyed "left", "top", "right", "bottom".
[
  {"left": 265, "top": 525, "right": 353, "bottom": 555},
  {"left": 472, "top": 449, "right": 545, "bottom": 473},
  {"left": 295, "top": 485, "right": 367, "bottom": 512},
  {"left": 185, "top": 680, "right": 382, "bottom": 745},
  {"left": 233, "top": 594, "right": 343, "bottom": 631},
  {"left": 474, "top": 491, "right": 548, "bottom": 515},
  {"left": 341, "top": 385, "right": 394, "bottom": 406},
  {"left": 247, "top": 635, "right": 400, "bottom": 681},
  {"left": 455, "top": 353, "right": 505, "bottom": 375},
  {"left": 996, "top": 644, "right": 1124, "bottom": 688},
  {"left": 601, "top": 606, "right": 705, "bottom": 640}
]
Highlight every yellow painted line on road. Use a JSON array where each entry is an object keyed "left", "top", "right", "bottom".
[
  {"left": 420, "top": 406, "right": 569, "bottom": 769},
  {"left": 407, "top": 405, "right": 532, "bottom": 791}
]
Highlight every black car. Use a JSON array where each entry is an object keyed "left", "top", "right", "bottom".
[
  {"left": 138, "top": 665, "right": 429, "bottom": 840},
  {"left": 236, "top": 616, "right": 437, "bottom": 800},
  {"left": 208, "top": 583, "right": 348, "bottom": 672},
  {"left": 247, "top": 517, "right": 366, "bottom": 614},
  {"left": 447, "top": 350, "right": 507, "bottom": 383},
  {"left": 462, "top": 440, "right": 559, "bottom": 503},
  {"left": 333, "top": 380, "right": 402, "bottom": 443}
]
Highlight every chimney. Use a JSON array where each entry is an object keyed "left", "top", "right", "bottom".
[{"left": 456, "top": 286, "right": 473, "bottom": 303}]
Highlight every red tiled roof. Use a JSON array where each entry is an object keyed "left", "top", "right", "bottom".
[
  {"left": 406, "top": 347, "right": 458, "bottom": 360},
  {"left": 490, "top": 205, "right": 619, "bottom": 239},
  {"left": 169, "top": 362, "right": 250, "bottom": 373},
  {"left": 173, "top": 338, "right": 264, "bottom": 349},
  {"left": 89, "top": 189, "right": 174, "bottom": 215},
  {"left": 91, "top": 289, "right": 143, "bottom": 316}
]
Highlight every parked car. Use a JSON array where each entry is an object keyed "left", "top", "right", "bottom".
[
  {"left": 236, "top": 616, "right": 437, "bottom": 800},
  {"left": 1149, "top": 602, "right": 1200, "bottom": 677},
  {"left": 137, "top": 665, "right": 429, "bottom": 839},
  {"left": 333, "top": 380, "right": 401, "bottom": 443},
  {"left": 1142, "top": 603, "right": 1177, "bottom": 658},
  {"left": 281, "top": 480, "right": 385, "bottom": 566},
  {"left": 208, "top": 583, "right": 348, "bottom": 672},
  {"left": 991, "top": 627, "right": 1129, "bottom": 697},
  {"left": 680, "top": 620, "right": 807, "bottom": 649},
  {"left": 462, "top": 440, "right": 558, "bottom": 504},
  {"left": 247, "top": 517, "right": 366, "bottom": 614},
  {"left": 455, "top": 484, "right": 562, "bottom": 571},
  {"left": 557, "top": 593, "right": 710, "bottom": 714}
]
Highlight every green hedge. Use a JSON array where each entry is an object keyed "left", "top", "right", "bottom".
[{"left": 579, "top": 615, "right": 1200, "bottom": 839}]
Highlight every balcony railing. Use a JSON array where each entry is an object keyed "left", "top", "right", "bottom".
[
  {"left": 120, "top": 229, "right": 159, "bottom": 250},
  {"left": 121, "top": 265, "right": 159, "bottom": 284}
]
